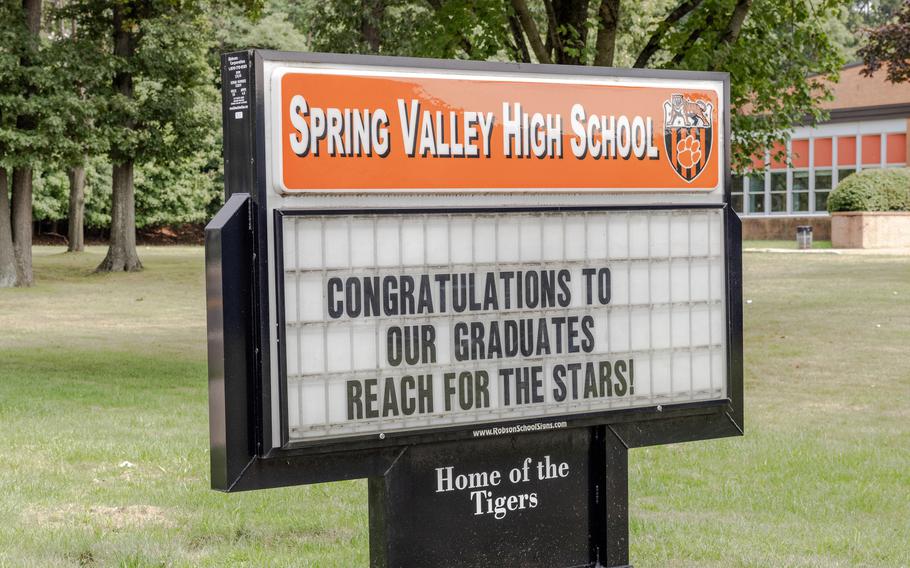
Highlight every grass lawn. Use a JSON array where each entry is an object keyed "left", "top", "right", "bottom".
[{"left": 1, "top": 246, "right": 908, "bottom": 567}]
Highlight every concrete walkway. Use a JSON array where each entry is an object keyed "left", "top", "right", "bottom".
[{"left": 744, "top": 247, "right": 910, "bottom": 256}]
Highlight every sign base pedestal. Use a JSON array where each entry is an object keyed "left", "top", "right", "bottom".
[{"left": 368, "top": 426, "right": 630, "bottom": 568}]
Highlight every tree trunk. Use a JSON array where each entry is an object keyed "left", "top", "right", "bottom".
[
  {"left": 9, "top": 0, "right": 43, "bottom": 286},
  {"left": 360, "top": 0, "right": 384, "bottom": 53},
  {"left": 634, "top": 0, "right": 705, "bottom": 68},
  {"left": 594, "top": 0, "right": 621, "bottom": 66},
  {"left": 97, "top": 161, "right": 141, "bottom": 272},
  {"left": 511, "top": 0, "right": 551, "bottom": 63},
  {"left": 711, "top": 0, "right": 752, "bottom": 71},
  {"left": 24, "top": 0, "right": 41, "bottom": 33},
  {"left": 98, "top": 2, "right": 141, "bottom": 272},
  {"left": 11, "top": 168, "right": 33, "bottom": 286},
  {"left": 551, "top": 0, "right": 589, "bottom": 64},
  {"left": 0, "top": 169, "right": 19, "bottom": 287},
  {"left": 67, "top": 165, "right": 85, "bottom": 252},
  {"left": 507, "top": 10, "right": 532, "bottom": 62}
]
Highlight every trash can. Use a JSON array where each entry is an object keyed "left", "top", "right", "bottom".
[{"left": 796, "top": 225, "right": 813, "bottom": 250}]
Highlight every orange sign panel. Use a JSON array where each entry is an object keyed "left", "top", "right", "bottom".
[{"left": 276, "top": 70, "right": 721, "bottom": 192}]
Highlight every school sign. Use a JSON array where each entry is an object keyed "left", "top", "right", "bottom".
[{"left": 207, "top": 50, "right": 743, "bottom": 567}]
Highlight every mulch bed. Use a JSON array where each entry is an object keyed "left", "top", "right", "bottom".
[{"left": 33, "top": 224, "right": 205, "bottom": 247}]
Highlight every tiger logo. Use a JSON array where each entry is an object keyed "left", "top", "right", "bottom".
[{"left": 663, "top": 94, "right": 714, "bottom": 182}]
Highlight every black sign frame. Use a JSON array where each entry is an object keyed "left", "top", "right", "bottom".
[{"left": 207, "top": 49, "right": 743, "bottom": 493}]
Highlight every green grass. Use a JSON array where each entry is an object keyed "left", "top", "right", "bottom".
[
  {"left": 1, "top": 246, "right": 908, "bottom": 567},
  {"left": 0, "top": 247, "right": 365, "bottom": 567},
  {"left": 632, "top": 250, "right": 910, "bottom": 567},
  {"left": 743, "top": 239, "right": 833, "bottom": 249}
]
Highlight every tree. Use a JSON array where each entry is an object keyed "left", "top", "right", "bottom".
[
  {"left": 822, "top": 0, "right": 905, "bottom": 60},
  {"left": 45, "top": 2, "right": 109, "bottom": 252},
  {"left": 307, "top": 0, "right": 509, "bottom": 61},
  {"left": 301, "top": 0, "right": 846, "bottom": 172},
  {"left": 13, "top": 0, "right": 42, "bottom": 285},
  {"left": 0, "top": 170, "right": 16, "bottom": 287},
  {"left": 0, "top": 0, "right": 52, "bottom": 287},
  {"left": 859, "top": 0, "right": 910, "bottom": 83},
  {"left": 211, "top": 0, "right": 308, "bottom": 55},
  {"left": 66, "top": 0, "right": 217, "bottom": 272},
  {"left": 504, "top": 0, "right": 845, "bottom": 172}
]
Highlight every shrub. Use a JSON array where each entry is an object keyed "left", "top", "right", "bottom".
[{"left": 827, "top": 167, "right": 910, "bottom": 213}]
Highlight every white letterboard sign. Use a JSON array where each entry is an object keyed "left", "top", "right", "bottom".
[{"left": 276, "top": 208, "right": 726, "bottom": 442}]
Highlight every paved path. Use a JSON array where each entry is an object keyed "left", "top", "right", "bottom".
[{"left": 744, "top": 247, "right": 910, "bottom": 256}]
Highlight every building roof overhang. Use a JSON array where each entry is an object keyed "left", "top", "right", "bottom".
[{"left": 822, "top": 103, "right": 910, "bottom": 124}]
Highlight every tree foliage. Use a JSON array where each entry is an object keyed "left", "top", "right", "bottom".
[
  {"left": 306, "top": 0, "right": 510, "bottom": 60},
  {"left": 42, "top": 3, "right": 111, "bottom": 170},
  {"left": 52, "top": 1, "right": 222, "bottom": 271},
  {"left": 27, "top": 0, "right": 299, "bottom": 235},
  {"left": 2, "top": 0, "right": 899, "bottom": 251},
  {"left": 710, "top": 0, "right": 845, "bottom": 171},
  {"left": 823, "top": 0, "right": 905, "bottom": 60},
  {"left": 297, "top": 0, "right": 848, "bottom": 173},
  {"left": 61, "top": 1, "right": 217, "bottom": 168},
  {"left": 859, "top": 0, "right": 910, "bottom": 83},
  {"left": 0, "top": 2, "right": 56, "bottom": 172}
]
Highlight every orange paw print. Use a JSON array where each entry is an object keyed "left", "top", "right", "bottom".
[{"left": 676, "top": 135, "right": 702, "bottom": 169}]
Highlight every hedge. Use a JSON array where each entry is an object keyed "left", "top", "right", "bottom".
[{"left": 827, "top": 167, "right": 910, "bottom": 213}]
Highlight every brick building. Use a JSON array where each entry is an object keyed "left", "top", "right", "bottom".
[{"left": 734, "top": 63, "right": 909, "bottom": 240}]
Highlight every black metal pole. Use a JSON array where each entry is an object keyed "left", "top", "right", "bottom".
[
  {"left": 589, "top": 425, "right": 631, "bottom": 568},
  {"left": 603, "top": 427, "right": 630, "bottom": 568}
]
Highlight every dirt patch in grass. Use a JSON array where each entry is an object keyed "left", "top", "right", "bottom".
[
  {"left": 799, "top": 400, "right": 872, "bottom": 414},
  {"left": 90, "top": 505, "right": 175, "bottom": 529},
  {"left": 24, "top": 504, "right": 176, "bottom": 530}
]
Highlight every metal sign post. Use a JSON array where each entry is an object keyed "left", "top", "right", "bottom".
[{"left": 207, "top": 50, "right": 743, "bottom": 567}]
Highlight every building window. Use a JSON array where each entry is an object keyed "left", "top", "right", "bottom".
[
  {"left": 738, "top": 130, "right": 902, "bottom": 217},
  {"left": 770, "top": 172, "right": 787, "bottom": 213},
  {"left": 886, "top": 133, "right": 907, "bottom": 165},
  {"left": 731, "top": 175, "right": 744, "bottom": 214},
  {"left": 747, "top": 172, "right": 765, "bottom": 214},
  {"left": 792, "top": 171, "right": 810, "bottom": 212},
  {"left": 837, "top": 168, "right": 855, "bottom": 185},
  {"left": 814, "top": 169, "right": 832, "bottom": 212},
  {"left": 861, "top": 134, "right": 882, "bottom": 166}
]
